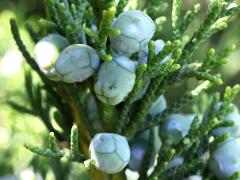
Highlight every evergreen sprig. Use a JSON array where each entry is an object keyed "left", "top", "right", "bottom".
[
  {"left": 24, "top": 125, "right": 85, "bottom": 162},
  {"left": 149, "top": 115, "right": 217, "bottom": 179},
  {"left": 9, "top": 0, "right": 240, "bottom": 178},
  {"left": 118, "top": 63, "right": 147, "bottom": 133},
  {"left": 143, "top": 81, "right": 212, "bottom": 131},
  {"left": 149, "top": 83, "right": 240, "bottom": 178},
  {"left": 230, "top": 172, "right": 240, "bottom": 180},
  {"left": 172, "top": 0, "right": 183, "bottom": 38},
  {"left": 97, "top": 6, "right": 118, "bottom": 61},
  {"left": 179, "top": 0, "right": 222, "bottom": 65},
  {"left": 177, "top": 3, "right": 201, "bottom": 39},
  {"left": 10, "top": 19, "right": 42, "bottom": 76}
]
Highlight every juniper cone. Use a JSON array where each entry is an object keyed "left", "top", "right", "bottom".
[
  {"left": 9, "top": 0, "right": 240, "bottom": 179},
  {"left": 110, "top": 10, "right": 156, "bottom": 55},
  {"left": 55, "top": 44, "right": 100, "bottom": 83},
  {"left": 209, "top": 138, "right": 240, "bottom": 178},
  {"left": 160, "top": 114, "right": 196, "bottom": 144},
  {"left": 89, "top": 133, "right": 130, "bottom": 174},
  {"left": 94, "top": 55, "right": 137, "bottom": 105},
  {"left": 34, "top": 34, "right": 69, "bottom": 81}
]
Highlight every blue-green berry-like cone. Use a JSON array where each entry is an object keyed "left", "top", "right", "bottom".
[
  {"left": 128, "top": 131, "right": 149, "bottom": 171},
  {"left": 34, "top": 34, "right": 69, "bottom": 81},
  {"left": 94, "top": 56, "right": 137, "bottom": 105},
  {"left": 148, "top": 95, "right": 167, "bottom": 117},
  {"left": 128, "top": 127, "right": 161, "bottom": 172},
  {"left": 160, "top": 114, "right": 195, "bottom": 144},
  {"left": 138, "top": 39, "right": 171, "bottom": 64},
  {"left": 209, "top": 138, "right": 240, "bottom": 179},
  {"left": 55, "top": 44, "right": 100, "bottom": 83},
  {"left": 110, "top": 10, "right": 156, "bottom": 55},
  {"left": 89, "top": 133, "right": 130, "bottom": 174}
]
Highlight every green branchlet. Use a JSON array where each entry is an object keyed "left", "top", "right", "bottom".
[
  {"left": 98, "top": 102, "right": 118, "bottom": 132},
  {"left": 84, "top": 27, "right": 97, "bottom": 39},
  {"left": 10, "top": 19, "right": 42, "bottom": 77},
  {"left": 143, "top": 81, "right": 211, "bottom": 131},
  {"left": 149, "top": 148, "right": 176, "bottom": 179},
  {"left": 97, "top": 6, "right": 118, "bottom": 61},
  {"left": 209, "top": 133, "right": 230, "bottom": 152},
  {"left": 230, "top": 172, "right": 240, "bottom": 180},
  {"left": 188, "top": 71, "right": 223, "bottom": 85},
  {"left": 201, "top": 48, "right": 216, "bottom": 70},
  {"left": 216, "top": 85, "right": 240, "bottom": 120},
  {"left": 44, "top": 0, "right": 88, "bottom": 43},
  {"left": 125, "top": 57, "right": 181, "bottom": 139},
  {"left": 147, "top": 40, "right": 181, "bottom": 77},
  {"left": 70, "top": 125, "right": 80, "bottom": 159},
  {"left": 44, "top": 0, "right": 59, "bottom": 27},
  {"left": 125, "top": 75, "right": 164, "bottom": 139},
  {"left": 149, "top": 115, "right": 215, "bottom": 179},
  {"left": 124, "top": 39, "right": 182, "bottom": 139},
  {"left": 214, "top": 120, "right": 234, "bottom": 130},
  {"left": 10, "top": 0, "right": 240, "bottom": 178},
  {"left": 86, "top": 0, "right": 100, "bottom": 23},
  {"left": 118, "top": 63, "right": 147, "bottom": 133},
  {"left": 117, "top": 0, "right": 128, "bottom": 15},
  {"left": 39, "top": 18, "right": 58, "bottom": 32},
  {"left": 147, "top": 41, "right": 172, "bottom": 71},
  {"left": 209, "top": 16, "right": 229, "bottom": 34},
  {"left": 149, "top": 90, "right": 239, "bottom": 179},
  {"left": 177, "top": 3, "right": 201, "bottom": 39},
  {"left": 184, "top": 139, "right": 200, "bottom": 162},
  {"left": 9, "top": 20, "right": 67, "bottom": 139},
  {"left": 211, "top": 44, "right": 236, "bottom": 68},
  {"left": 162, "top": 154, "right": 207, "bottom": 180},
  {"left": 179, "top": 0, "right": 222, "bottom": 64},
  {"left": 57, "top": 3, "right": 78, "bottom": 43},
  {"left": 24, "top": 125, "right": 85, "bottom": 162},
  {"left": 223, "top": 5, "right": 240, "bottom": 16},
  {"left": 24, "top": 143, "right": 63, "bottom": 158},
  {"left": 172, "top": 0, "right": 183, "bottom": 38},
  {"left": 49, "top": 132, "right": 60, "bottom": 152}
]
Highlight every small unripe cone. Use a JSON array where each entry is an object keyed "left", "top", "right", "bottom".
[
  {"left": 94, "top": 55, "right": 137, "bottom": 105},
  {"left": 128, "top": 128, "right": 161, "bottom": 172},
  {"left": 55, "top": 44, "right": 100, "bottom": 83},
  {"left": 148, "top": 95, "right": 167, "bottom": 117},
  {"left": 89, "top": 133, "right": 130, "bottom": 174},
  {"left": 34, "top": 34, "right": 69, "bottom": 81},
  {"left": 209, "top": 138, "right": 240, "bottom": 179},
  {"left": 110, "top": 10, "right": 156, "bottom": 55},
  {"left": 160, "top": 114, "right": 195, "bottom": 144}
]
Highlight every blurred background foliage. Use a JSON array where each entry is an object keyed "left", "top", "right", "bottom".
[{"left": 0, "top": 0, "right": 240, "bottom": 179}]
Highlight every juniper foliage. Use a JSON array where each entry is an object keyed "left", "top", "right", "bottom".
[{"left": 10, "top": 0, "right": 240, "bottom": 179}]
